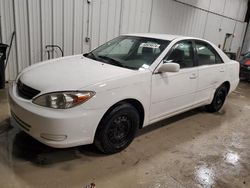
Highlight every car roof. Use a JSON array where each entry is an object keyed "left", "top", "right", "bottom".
[{"left": 123, "top": 33, "right": 199, "bottom": 41}]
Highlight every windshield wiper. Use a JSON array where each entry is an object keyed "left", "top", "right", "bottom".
[
  {"left": 85, "top": 54, "right": 135, "bottom": 70},
  {"left": 84, "top": 52, "right": 98, "bottom": 61},
  {"left": 98, "top": 55, "right": 125, "bottom": 68}
]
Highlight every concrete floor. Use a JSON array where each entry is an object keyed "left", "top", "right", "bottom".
[{"left": 0, "top": 82, "right": 250, "bottom": 188}]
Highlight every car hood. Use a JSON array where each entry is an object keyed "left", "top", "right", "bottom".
[{"left": 19, "top": 55, "right": 136, "bottom": 93}]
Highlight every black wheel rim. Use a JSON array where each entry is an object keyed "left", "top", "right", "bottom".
[
  {"left": 107, "top": 115, "right": 132, "bottom": 148},
  {"left": 215, "top": 90, "right": 226, "bottom": 110}
]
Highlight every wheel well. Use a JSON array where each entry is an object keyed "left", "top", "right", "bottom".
[
  {"left": 222, "top": 81, "right": 230, "bottom": 93},
  {"left": 99, "top": 99, "right": 145, "bottom": 129}
]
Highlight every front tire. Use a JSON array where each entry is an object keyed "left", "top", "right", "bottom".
[
  {"left": 206, "top": 85, "right": 228, "bottom": 112},
  {"left": 94, "top": 103, "right": 140, "bottom": 154}
]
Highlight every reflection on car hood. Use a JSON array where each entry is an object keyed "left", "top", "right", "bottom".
[{"left": 19, "top": 55, "right": 136, "bottom": 93}]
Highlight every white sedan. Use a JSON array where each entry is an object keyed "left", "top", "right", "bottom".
[{"left": 9, "top": 34, "right": 239, "bottom": 154}]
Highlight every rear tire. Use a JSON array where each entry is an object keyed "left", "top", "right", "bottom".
[
  {"left": 205, "top": 85, "right": 228, "bottom": 113},
  {"left": 94, "top": 103, "right": 139, "bottom": 154}
]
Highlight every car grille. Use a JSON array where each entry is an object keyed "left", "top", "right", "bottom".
[{"left": 17, "top": 80, "right": 40, "bottom": 100}]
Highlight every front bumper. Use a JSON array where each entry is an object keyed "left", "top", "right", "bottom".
[{"left": 8, "top": 83, "right": 106, "bottom": 148}]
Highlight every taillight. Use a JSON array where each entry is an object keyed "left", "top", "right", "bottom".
[{"left": 244, "top": 60, "right": 250, "bottom": 65}]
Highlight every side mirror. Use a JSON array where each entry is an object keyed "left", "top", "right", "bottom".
[{"left": 158, "top": 61, "right": 180, "bottom": 73}]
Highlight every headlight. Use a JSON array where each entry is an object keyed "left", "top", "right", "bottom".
[{"left": 32, "top": 91, "right": 95, "bottom": 109}]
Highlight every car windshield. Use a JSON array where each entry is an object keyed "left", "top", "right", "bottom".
[
  {"left": 244, "top": 52, "right": 250, "bottom": 58},
  {"left": 84, "top": 36, "right": 170, "bottom": 70}
]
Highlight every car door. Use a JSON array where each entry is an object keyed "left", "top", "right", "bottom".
[
  {"left": 150, "top": 40, "right": 198, "bottom": 122},
  {"left": 194, "top": 41, "right": 226, "bottom": 103}
]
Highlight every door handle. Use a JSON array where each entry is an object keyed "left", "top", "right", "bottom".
[
  {"left": 189, "top": 74, "right": 197, "bottom": 79},
  {"left": 219, "top": 68, "right": 225, "bottom": 72}
]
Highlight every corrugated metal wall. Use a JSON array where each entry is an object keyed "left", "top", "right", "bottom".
[
  {"left": 150, "top": 0, "right": 247, "bottom": 52},
  {"left": 0, "top": 0, "right": 248, "bottom": 81},
  {"left": 90, "top": 0, "right": 152, "bottom": 49},
  {"left": 242, "top": 22, "right": 250, "bottom": 53}
]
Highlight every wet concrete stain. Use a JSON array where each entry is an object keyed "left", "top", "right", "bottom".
[{"left": 0, "top": 82, "right": 250, "bottom": 187}]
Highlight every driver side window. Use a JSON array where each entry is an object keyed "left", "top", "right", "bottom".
[{"left": 165, "top": 41, "right": 194, "bottom": 69}]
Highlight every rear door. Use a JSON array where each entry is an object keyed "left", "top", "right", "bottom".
[{"left": 194, "top": 40, "right": 226, "bottom": 103}]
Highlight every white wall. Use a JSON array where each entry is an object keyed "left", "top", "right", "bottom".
[
  {"left": 242, "top": 23, "right": 250, "bottom": 53},
  {"left": 150, "top": 0, "right": 247, "bottom": 52},
  {"left": 0, "top": 0, "right": 248, "bottom": 81},
  {"left": 150, "top": 0, "right": 207, "bottom": 37},
  {"left": 90, "top": 0, "right": 153, "bottom": 49}
]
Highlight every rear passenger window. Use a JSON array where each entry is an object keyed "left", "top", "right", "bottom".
[{"left": 195, "top": 42, "right": 223, "bottom": 66}]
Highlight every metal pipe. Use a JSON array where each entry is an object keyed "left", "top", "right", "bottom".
[
  {"left": 0, "top": 16, "right": 2, "bottom": 43},
  {"left": 173, "top": 0, "right": 246, "bottom": 23},
  {"left": 45, "top": 45, "right": 64, "bottom": 59},
  {"left": 5, "top": 31, "right": 15, "bottom": 70},
  {"left": 85, "top": 0, "right": 91, "bottom": 50}
]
